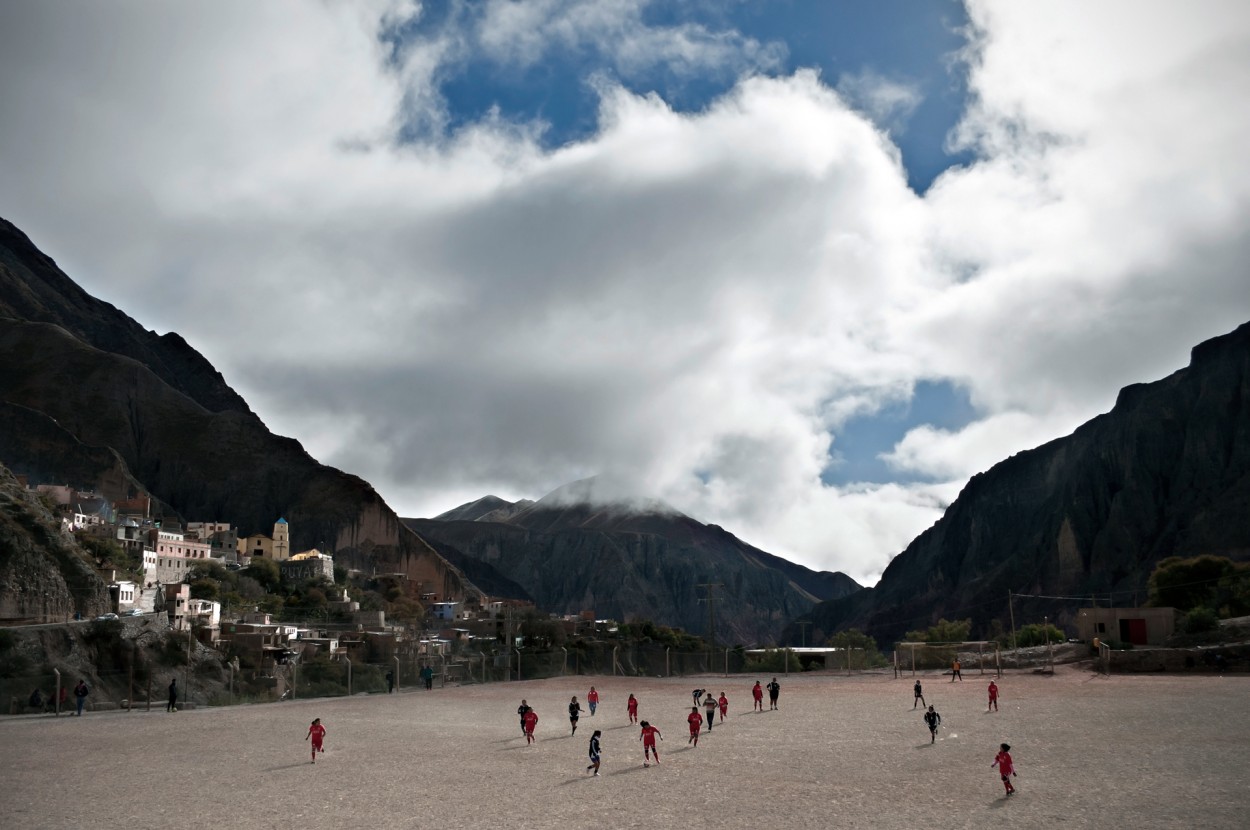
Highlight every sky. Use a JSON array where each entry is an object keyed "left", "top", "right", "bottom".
[{"left": 2, "top": 1, "right": 1249, "bottom": 585}]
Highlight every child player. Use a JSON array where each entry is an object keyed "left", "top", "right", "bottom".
[
  {"left": 913, "top": 679, "right": 925, "bottom": 709},
  {"left": 523, "top": 707, "right": 539, "bottom": 745},
  {"left": 703, "top": 692, "right": 718, "bottom": 731},
  {"left": 992, "top": 743, "right": 1017, "bottom": 796},
  {"left": 639, "top": 720, "right": 662, "bottom": 766},
  {"left": 924, "top": 705, "right": 941, "bottom": 744},
  {"left": 687, "top": 706, "right": 703, "bottom": 746},
  {"left": 987, "top": 680, "right": 999, "bottom": 712},
  {"left": 569, "top": 695, "right": 582, "bottom": 736},
  {"left": 517, "top": 699, "right": 531, "bottom": 736},
  {"left": 306, "top": 718, "right": 326, "bottom": 764},
  {"left": 718, "top": 691, "right": 729, "bottom": 723},
  {"left": 587, "top": 686, "right": 599, "bottom": 716},
  {"left": 627, "top": 693, "right": 639, "bottom": 724},
  {"left": 752, "top": 681, "right": 764, "bottom": 712},
  {"left": 586, "top": 730, "right": 602, "bottom": 776}
]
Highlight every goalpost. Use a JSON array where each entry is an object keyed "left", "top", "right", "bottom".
[{"left": 893, "top": 641, "right": 1001, "bottom": 678}]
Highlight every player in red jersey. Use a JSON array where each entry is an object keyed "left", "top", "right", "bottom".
[
  {"left": 639, "top": 720, "right": 662, "bottom": 766},
  {"left": 305, "top": 718, "right": 326, "bottom": 764},
  {"left": 587, "top": 686, "right": 599, "bottom": 716},
  {"left": 627, "top": 693, "right": 639, "bottom": 724},
  {"left": 992, "top": 743, "right": 1017, "bottom": 796},
  {"left": 987, "top": 680, "right": 999, "bottom": 712},
  {"left": 752, "top": 681, "right": 764, "bottom": 712},
  {"left": 687, "top": 707, "right": 703, "bottom": 746},
  {"left": 523, "top": 708, "right": 539, "bottom": 744},
  {"left": 718, "top": 691, "right": 728, "bottom": 723}
]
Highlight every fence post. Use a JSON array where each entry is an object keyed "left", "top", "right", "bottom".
[
  {"left": 515, "top": 648, "right": 522, "bottom": 682},
  {"left": 394, "top": 656, "right": 401, "bottom": 693},
  {"left": 128, "top": 656, "right": 134, "bottom": 712},
  {"left": 561, "top": 647, "right": 568, "bottom": 676},
  {"left": 613, "top": 646, "right": 619, "bottom": 677},
  {"left": 724, "top": 648, "right": 730, "bottom": 677},
  {"left": 53, "top": 668, "right": 61, "bottom": 717},
  {"left": 147, "top": 677, "right": 152, "bottom": 712},
  {"left": 345, "top": 657, "right": 352, "bottom": 696}
]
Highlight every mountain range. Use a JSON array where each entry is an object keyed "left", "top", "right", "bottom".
[{"left": 406, "top": 478, "right": 861, "bottom": 645}]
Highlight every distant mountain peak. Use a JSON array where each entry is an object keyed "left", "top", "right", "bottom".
[{"left": 533, "top": 475, "right": 684, "bottom": 518}]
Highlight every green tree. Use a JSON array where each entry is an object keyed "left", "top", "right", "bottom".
[
  {"left": 245, "top": 557, "right": 281, "bottom": 591},
  {"left": 827, "top": 628, "right": 888, "bottom": 668},
  {"left": 1011, "top": 622, "right": 1065, "bottom": 648},
  {"left": 190, "top": 579, "right": 219, "bottom": 601},
  {"left": 1148, "top": 555, "right": 1250, "bottom": 615}
]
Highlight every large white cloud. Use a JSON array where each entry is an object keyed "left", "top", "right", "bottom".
[{"left": 1, "top": 0, "right": 1248, "bottom": 584}]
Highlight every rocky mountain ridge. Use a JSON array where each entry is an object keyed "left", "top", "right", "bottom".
[{"left": 799, "top": 320, "right": 1250, "bottom": 646}]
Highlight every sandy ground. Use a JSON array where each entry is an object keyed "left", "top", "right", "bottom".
[{"left": 2, "top": 666, "right": 1248, "bottom": 830}]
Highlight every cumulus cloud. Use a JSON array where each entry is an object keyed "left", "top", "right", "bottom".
[
  {"left": 1, "top": 0, "right": 1248, "bottom": 584},
  {"left": 836, "top": 69, "right": 923, "bottom": 134}
]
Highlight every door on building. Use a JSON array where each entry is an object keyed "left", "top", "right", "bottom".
[{"left": 1119, "top": 618, "right": 1148, "bottom": 645}]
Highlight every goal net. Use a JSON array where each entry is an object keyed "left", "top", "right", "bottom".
[{"left": 893, "top": 641, "right": 1001, "bottom": 678}]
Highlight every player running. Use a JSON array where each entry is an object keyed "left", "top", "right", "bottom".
[
  {"left": 587, "top": 686, "right": 599, "bottom": 716},
  {"left": 586, "top": 730, "right": 602, "bottom": 776},
  {"left": 924, "top": 705, "right": 941, "bottom": 744},
  {"left": 752, "top": 681, "right": 764, "bottom": 711},
  {"left": 524, "top": 707, "right": 539, "bottom": 744},
  {"left": 305, "top": 718, "right": 326, "bottom": 764},
  {"left": 687, "top": 707, "right": 703, "bottom": 746},
  {"left": 767, "top": 677, "right": 780, "bottom": 710},
  {"left": 913, "top": 679, "right": 926, "bottom": 709},
  {"left": 627, "top": 693, "right": 639, "bottom": 724},
  {"left": 639, "top": 720, "right": 662, "bottom": 766},
  {"left": 992, "top": 743, "right": 1017, "bottom": 796},
  {"left": 569, "top": 696, "right": 582, "bottom": 736},
  {"left": 717, "top": 691, "right": 728, "bottom": 723},
  {"left": 517, "top": 699, "right": 532, "bottom": 735},
  {"left": 987, "top": 680, "right": 999, "bottom": 712}
]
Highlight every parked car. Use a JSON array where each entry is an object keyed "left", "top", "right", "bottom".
[
  {"left": 95, "top": 613, "right": 119, "bottom": 621},
  {"left": 123, "top": 609, "right": 144, "bottom": 617}
]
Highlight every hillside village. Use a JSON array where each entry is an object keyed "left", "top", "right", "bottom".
[{"left": 5, "top": 475, "right": 650, "bottom": 709}]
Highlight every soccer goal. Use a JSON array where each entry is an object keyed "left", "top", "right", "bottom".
[{"left": 893, "top": 641, "right": 1001, "bottom": 678}]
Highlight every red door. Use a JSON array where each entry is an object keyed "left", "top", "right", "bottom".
[{"left": 1125, "top": 618, "right": 1148, "bottom": 645}]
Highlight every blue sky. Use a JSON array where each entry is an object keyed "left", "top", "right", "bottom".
[
  {"left": 3, "top": 1, "right": 1248, "bottom": 581},
  {"left": 398, "top": 0, "right": 972, "bottom": 191}
]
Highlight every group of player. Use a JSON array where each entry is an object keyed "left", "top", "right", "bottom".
[
  {"left": 912, "top": 664, "right": 1016, "bottom": 797},
  {"left": 509, "top": 678, "right": 783, "bottom": 772}
]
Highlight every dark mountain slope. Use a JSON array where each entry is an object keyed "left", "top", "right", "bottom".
[
  {"left": 801, "top": 320, "right": 1250, "bottom": 646},
  {"left": 0, "top": 219, "right": 475, "bottom": 601}
]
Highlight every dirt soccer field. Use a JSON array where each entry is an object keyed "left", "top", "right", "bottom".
[{"left": 2, "top": 666, "right": 1248, "bottom": 830}]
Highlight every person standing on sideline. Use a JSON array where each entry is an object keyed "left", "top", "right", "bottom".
[
  {"left": 639, "top": 720, "right": 662, "bottom": 766},
  {"left": 586, "top": 730, "right": 602, "bottom": 776},
  {"left": 752, "top": 681, "right": 764, "bottom": 711},
  {"left": 717, "top": 691, "right": 728, "bottom": 723},
  {"left": 587, "top": 686, "right": 599, "bottom": 716},
  {"left": 569, "top": 696, "right": 582, "bottom": 736},
  {"left": 385, "top": 670, "right": 395, "bottom": 693},
  {"left": 687, "top": 707, "right": 703, "bottom": 746},
  {"left": 913, "top": 679, "right": 925, "bottom": 710},
  {"left": 306, "top": 718, "right": 326, "bottom": 763},
  {"left": 517, "top": 699, "right": 532, "bottom": 735},
  {"left": 924, "top": 705, "right": 941, "bottom": 743},
  {"left": 987, "top": 680, "right": 999, "bottom": 712},
  {"left": 421, "top": 664, "right": 434, "bottom": 690},
  {"left": 767, "top": 677, "right": 780, "bottom": 710},
  {"left": 167, "top": 678, "right": 178, "bottom": 713},
  {"left": 627, "top": 693, "right": 639, "bottom": 724},
  {"left": 523, "top": 707, "right": 539, "bottom": 744},
  {"left": 951, "top": 659, "right": 962, "bottom": 681},
  {"left": 703, "top": 692, "right": 718, "bottom": 731},
  {"left": 992, "top": 743, "right": 1017, "bottom": 796},
  {"left": 73, "top": 679, "right": 89, "bottom": 716}
]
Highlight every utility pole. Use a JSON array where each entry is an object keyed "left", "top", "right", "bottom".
[
  {"left": 795, "top": 621, "right": 811, "bottom": 649},
  {"left": 697, "top": 583, "right": 723, "bottom": 669}
]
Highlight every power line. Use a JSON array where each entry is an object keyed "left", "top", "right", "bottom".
[{"left": 697, "top": 583, "right": 723, "bottom": 651}]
